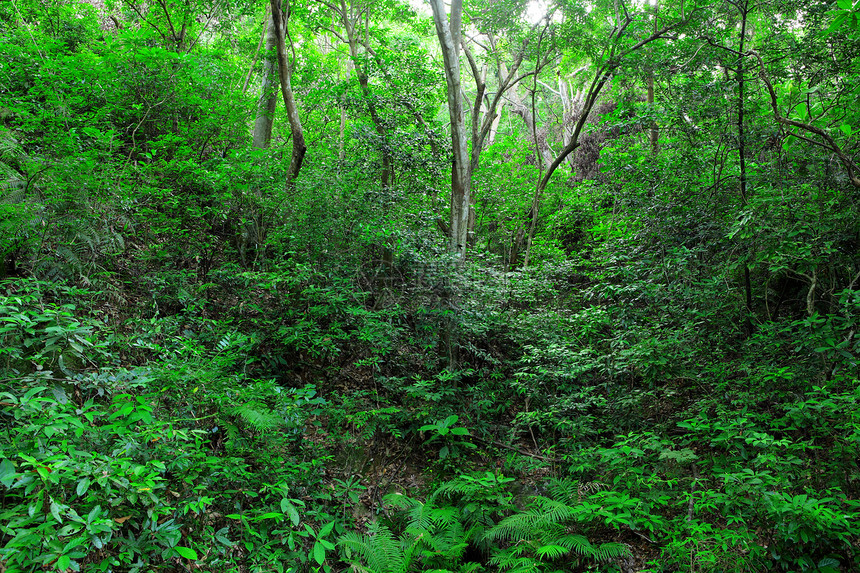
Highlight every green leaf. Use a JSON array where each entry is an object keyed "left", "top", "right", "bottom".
[
  {"left": 50, "top": 500, "right": 63, "bottom": 523},
  {"left": 439, "top": 445, "right": 450, "bottom": 459},
  {"left": 840, "top": 124, "right": 852, "bottom": 136},
  {"left": 825, "top": 12, "right": 849, "bottom": 35},
  {"left": 281, "top": 499, "right": 300, "bottom": 526},
  {"left": 313, "top": 541, "right": 326, "bottom": 565},
  {"left": 76, "top": 478, "right": 90, "bottom": 497},
  {"left": 318, "top": 521, "right": 335, "bottom": 538},
  {"left": 62, "top": 536, "right": 86, "bottom": 553},
  {"left": 0, "top": 458, "right": 16, "bottom": 487},
  {"left": 175, "top": 546, "right": 198, "bottom": 560},
  {"left": 57, "top": 555, "right": 71, "bottom": 571},
  {"left": 837, "top": 0, "right": 851, "bottom": 9}
]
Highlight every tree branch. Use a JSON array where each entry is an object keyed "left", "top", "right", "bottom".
[{"left": 753, "top": 51, "right": 860, "bottom": 188}]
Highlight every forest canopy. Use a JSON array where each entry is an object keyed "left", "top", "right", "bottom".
[{"left": 1, "top": 0, "right": 859, "bottom": 571}]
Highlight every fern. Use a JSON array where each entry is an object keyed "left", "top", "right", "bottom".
[
  {"left": 230, "top": 401, "right": 283, "bottom": 432},
  {"left": 430, "top": 475, "right": 495, "bottom": 503},
  {"left": 338, "top": 522, "right": 407, "bottom": 573},
  {"left": 483, "top": 480, "right": 631, "bottom": 571},
  {"left": 555, "top": 533, "right": 594, "bottom": 556},
  {"left": 484, "top": 498, "right": 576, "bottom": 542}
]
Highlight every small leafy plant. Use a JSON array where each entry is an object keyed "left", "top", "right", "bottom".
[{"left": 419, "top": 414, "right": 476, "bottom": 460}]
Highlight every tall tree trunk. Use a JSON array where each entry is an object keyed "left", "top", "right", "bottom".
[
  {"left": 736, "top": 1, "right": 748, "bottom": 205},
  {"left": 735, "top": 0, "right": 753, "bottom": 333},
  {"left": 252, "top": 12, "right": 278, "bottom": 149},
  {"left": 270, "top": 0, "right": 306, "bottom": 184},
  {"left": 429, "top": 0, "right": 470, "bottom": 263},
  {"left": 647, "top": 0, "right": 659, "bottom": 153}
]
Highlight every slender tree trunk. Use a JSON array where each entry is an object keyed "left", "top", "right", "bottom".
[
  {"left": 648, "top": 0, "right": 659, "bottom": 153},
  {"left": 252, "top": 13, "right": 278, "bottom": 149},
  {"left": 735, "top": 0, "right": 754, "bottom": 333},
  {"left": 737, "top": 2, "right": 748, "bottom": 205},
  {"left": 339, "top": 62, "right": 350, "bottom": 161},
  {"left": 429, "top": 0, "right": 470, "bottom": 263},
  {"left": 507, "top": 83, "right": 555, "bottom": 169},
  {"left": 270, "top": 0, "right": 306, "bottom": 184},
  {"left": 338, "top": 0, "right": 391, "bottom": 188}
]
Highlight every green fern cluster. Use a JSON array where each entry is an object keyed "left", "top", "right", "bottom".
[
  {"left": 485, "top": 479, "right": 630, "bottom": 571},
  {"left": 338, "top": 476, "right": 629, "bottom": 573},
  {"left": 338, "top": 494, "right": 483, "bottom": 573}
]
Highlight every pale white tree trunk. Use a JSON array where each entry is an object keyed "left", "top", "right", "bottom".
[{"left": 252, "top": 13, "right": 278, "bottom": 149}]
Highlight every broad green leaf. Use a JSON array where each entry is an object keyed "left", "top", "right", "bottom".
[
  {"left": 175, "top": 546, "right": 198, "bottom": 560},
  {"left": 840, "top": 124, "right": 852, "bottom": 136},
  {"left": 313, "top": 541, "right": 326, "bottom": 565},
  {"left": 0, "top": 458, "right": 16, "bottom": 487},
  {"left": 62, "top": 536, "right": 87, "bottom": 553},
  {"left": 57, "top": 555, "right": 71, "bottom": 571},
  {"left": 76, "top": 478, "right": 90, "bottom": 497},
  {"left": 825, "top": 12, "right": 849, "bottom": 35},
  {"left": 86, "top": 505, "right": 102, "bottom": 524},
  {"left": 318, "top": 521, "right": 335, "bottom": 538},
  {"left": 50, "top": 500, "right": 63, "bottom": 523}
]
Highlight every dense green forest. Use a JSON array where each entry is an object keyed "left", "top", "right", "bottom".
[{"left": 1, "top": 0, "right": 859, "bottom": 570}]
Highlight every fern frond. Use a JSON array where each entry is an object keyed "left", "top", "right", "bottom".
[
  {"left": 592, "top": 542, "right": 631, "bottom": 561},
  {"left": 339, "top": 530, "right": 371, "bottom": 561},
  {"left": 535, "top": 543, "right": 568, "bottom": 560},
  {"left": 484, "top": 510, "right": 544, "bottom": 542},
  {"left": 489, "top": 548, "right": 542, "bottom": 573},
  {"left": 384, "top": 492, "right": 420, "bottom": 510},
  {"left": 430, "top": 476, "right": 489, "bottom": 502},
  {"left": 484, "top": 497, "right": 575, "bottom": 543},
  {"left": 231, "top": 402, "right": 282, "bottom": 432},
  {"left": 545, "top": 478, "right": 580, "bottom": 505},
  {"left": 529, "top": 497, "right": 578, "bottom": 526},
  {"left": 338, "top": 523, "right": 406, "bottom": 573},
  {"left": 555, "top": 534, "right": 594, "bottom": 556}
]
